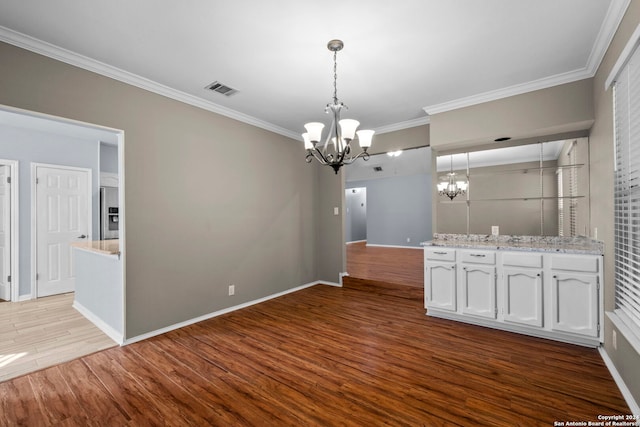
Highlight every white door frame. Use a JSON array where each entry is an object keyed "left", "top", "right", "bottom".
[
  {"left": 31, "top": 162, "right": 92, "bottom": 299},
  {"left": 0, "top": 159, "right": 19, "bottom": 302}
]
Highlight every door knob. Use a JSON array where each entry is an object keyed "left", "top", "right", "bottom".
[{"left": 77, "top": 234, "right": 87, "bottom": 239}]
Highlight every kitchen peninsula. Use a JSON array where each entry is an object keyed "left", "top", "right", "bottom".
[
  {"left": 422, "top": 233, "right": 604, "bottom": 347},
  {"left": 70, "top": 239, "right": 123, "bottom": 344}
]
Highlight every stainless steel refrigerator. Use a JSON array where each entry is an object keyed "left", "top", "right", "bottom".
[{"left": 100, "top": 186, "right": 119, "bottom": 240}]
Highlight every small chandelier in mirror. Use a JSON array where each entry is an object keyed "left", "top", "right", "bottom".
[{"left": 437, "top": 155, "right": 468, "bottom": 200}]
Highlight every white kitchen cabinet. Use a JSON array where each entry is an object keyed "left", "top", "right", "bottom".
[
  {"left": 425, "top": 262, "right": 457, "bottom": 311},
  {"left": 551, "top": 272, "right": 599, "bottom": 337},
  {"left": 459, "top": 249, "right": 497, "bottom": 319},
  {"left": 501, "top": 252, "right": 544, "bottom": 328},
  {"left": 423, "top": 244, "right": 603, "bottom": 347},
  {"left": 424, "top": 248, "right": 456, "bottom": 311},
  {"left": 550, "top": 254, "right": 600, "bottom": 338},
  {"left": 503, "top": 267, "right": 543, "bottom": 328}
]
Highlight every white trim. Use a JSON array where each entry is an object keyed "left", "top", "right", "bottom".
[
  {"left": 0, "top": 159, "right": 19, "bottom": 302},
  {"left": 423, "top": 69, "right": 593, "bottom": 115},
  {"left": 374, "top": 116, "right": 430, "bottom": 135},
  {"left": 588, "top": 0, "right": 632, "bottom": 81},
  {"left": 366, "top": 243, "right": 423, "bottom": 250},
  {"left": 0, "top": 26, "right": 299, "bottom": 141},
  {"left": 606, "top": 22, "right": 640, "bottom": 90},
  {"left": 116, "top": 132, "right": 126, "bottom": 346},
  {"left": 124, "top": 281, "right": 335, "bottom": 345},
  {"left": 0, "top": 103, "right": 123, "bottom": 139},
  {"left": 598, "top": 346, "right": 640, "bottom": 417},
  {"left": 31, "top": 163, "right": 93, "bottom": 298},
  {"left": 346, "top": 240, "right": 367, "bottom": 244},
  {"left": 73, "top": 299, "right": 123, "bottom": 345}
]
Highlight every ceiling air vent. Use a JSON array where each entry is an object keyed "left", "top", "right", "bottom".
[
  {"left": 205, "top": 81, "right": 238, "bottom": 96},
  {"left": 373, "top": 166, "right": 383, "bottom": 172}
]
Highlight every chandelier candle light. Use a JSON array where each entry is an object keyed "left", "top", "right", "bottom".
[
  {"left": 302, "top": 39, "right": 374, "bottom": 174},
  {"left": 438, "top": 155, "right": 468, "bottom": 200}
]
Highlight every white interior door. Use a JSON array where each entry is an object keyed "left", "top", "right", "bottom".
[
  {"left": 0, "top": 165, "right": 10, "bottom": 301},
  {"left": 36, "top": 165, "right": 90, "bottom": 298}
]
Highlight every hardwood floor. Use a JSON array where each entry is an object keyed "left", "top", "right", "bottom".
[
  {"left": 0, "top": 293, "right": 117, "bottom": 383},
  {"left": 0, "top": 282, "right": 629, "bottom": 426},
  {"left": 346, "top": 241, "right": 423, "bottom": 288}
]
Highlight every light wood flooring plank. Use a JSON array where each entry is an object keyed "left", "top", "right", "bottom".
[{"left": 0, "top": 293, "right": 117, "bottom": 383}]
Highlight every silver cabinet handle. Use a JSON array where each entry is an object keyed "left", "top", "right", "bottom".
[
  {"left": 470, "top": 253, "right": 486, "bottom": 257},
  {"left": 77, "top": 234, "right": 87, "bottom": 239},
  {"left": 434, "top": 251, "right": 448, "bottom": 255}
]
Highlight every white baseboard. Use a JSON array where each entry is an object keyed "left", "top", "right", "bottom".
[
  {"left": 124, "top": 281, "right": 335, "bottom": 345},
  {"left": 73, "top": 300, "right": 124, "bottom": 345},
  {"left": 346, "top": 240, "right": 367, "bottom": 244},
  {"left": 366, "top": 243, "right": 422, "bottom": 249},
  {"left": 17, "top": 294, "right": 32, "bottom": 302},
  {"left": 598, "top": 346, "right": 640, "bottom": 417}
]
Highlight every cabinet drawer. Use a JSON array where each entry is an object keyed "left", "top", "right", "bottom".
[
  {"left": 502, "top": 252, "right": 543, "bottom": 268},
  {"left": 460, "top": 250, "right": 495, "bottom": 265},
  {"left": 551, "top": 255, "right": 599, "bottom": 273},
  {"left": 425, "top": 247, "right": 456, "bottom": 262}
]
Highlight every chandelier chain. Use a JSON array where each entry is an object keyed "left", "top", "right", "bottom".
[{"left": 333, "top": 50, "right": 338, "bottom": 104}]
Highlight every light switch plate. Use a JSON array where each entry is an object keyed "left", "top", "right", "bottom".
[{"left": 334, "top": 207, "right": 339, "bottom": 215}]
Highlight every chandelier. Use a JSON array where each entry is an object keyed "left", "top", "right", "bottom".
[
  {"left": 438, "top": 155, "right": 468, "bottom": 200},
  {"left": 302, "top": 39, "right": 374, "bottom": 174}
]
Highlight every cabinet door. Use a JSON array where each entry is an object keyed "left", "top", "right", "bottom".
[
  {"left": 503, "top": 268, "right": 543, "bottom": 328},
  {"left": 461, "top": 265, "right": 496, "bottom": 319},
  {"left": 551, "top": 272, "right": 598, "bottom": 337},
  {"left": 425, "top": 262, "right": 456, "bottom": 311}
]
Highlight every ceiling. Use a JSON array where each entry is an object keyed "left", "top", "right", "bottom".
[{"left": 0, "top": 0, "right": 630, "bottom": 142}]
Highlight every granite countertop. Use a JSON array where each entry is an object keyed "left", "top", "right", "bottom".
[
  {"left": 70, "top": 239, "right": 120, "bottom": 256},
  {"left": 421, "top": 234, "right": 603, "bottom": 255}
]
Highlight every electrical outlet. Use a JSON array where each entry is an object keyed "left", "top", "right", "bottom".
[
  {"left": 612, "top": 330, "right": 617, "bottom": 350},
  {"left": 407, "top": 237, "right": 411, "bottom": 243},
  {"left": 228, "top": 284, "right": 235, "bottom": 296},
  {"left": 491, "top": 226, "right": 499, "bottom": 236}
]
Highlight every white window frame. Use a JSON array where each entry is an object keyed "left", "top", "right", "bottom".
[{"left": 607, "top": 23, "right": 640, "bottom": 356}]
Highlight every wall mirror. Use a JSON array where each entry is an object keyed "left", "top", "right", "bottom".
[{"left": 436, "top": 138, "right": 589, "bottom": 237}]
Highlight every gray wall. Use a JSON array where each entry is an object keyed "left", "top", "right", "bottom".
[
  {"left": 591, "top": 1, "right": 640, "bottom": 408},
  {"left": 345, "top": 187, "right": 366, "bottom": 242},
  {"left": 0, "top": 124, "right": 100, "bottom": 297},
  {"left": 100, "top": 143, "right": 118, "bottom": 174},
  {"left": 0, "top": 41, "right": 320, "bottom": 339},
  {"left": 429, "top": 79, "right": 594, "bottom": 151},
  {"left": 74, "top": 249, "right": 123, "bottom": 336},
  {"left": 347, "top": 172, "right": 432, "bottom": 247}
]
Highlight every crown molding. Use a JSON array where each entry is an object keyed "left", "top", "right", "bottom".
[
  {"left": 586, "top": 0, "right": 631, "bottom": 75},
  {"left": 0, "top": 26, "right": 300, "bottom": 141},
  {"left": 374, "top": 116, "right": 430, "bottom": 135},
  {"left": 422, "top": 68, "right": 592, "bottom": 115},
  {"left": 423, "top": 0, "right": 630, "bottom": 116}
]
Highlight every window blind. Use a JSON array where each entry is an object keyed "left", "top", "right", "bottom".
[
  {"left": 614, "top": 41, "right": 640, "bottom": 332},
  {"left": 557, "top": 169, "right": 564, "bottom": 237},
  {"left": 569, "top": 142, "right": 578, "bottom": 237}
]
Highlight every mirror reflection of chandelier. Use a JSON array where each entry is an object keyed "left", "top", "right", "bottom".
[
  {"left": 302, "top": 39, "right": 374, "bottom": 174},
  {"left": 437, "top": 155, "right": 468, "bottom": 200}
]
